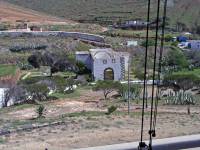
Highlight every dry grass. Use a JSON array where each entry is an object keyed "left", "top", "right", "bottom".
[{"left": 0, "top": 87, "right": 200, "bottom": 150}]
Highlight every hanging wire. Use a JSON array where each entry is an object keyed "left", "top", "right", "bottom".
[
  {"left": 148, "top": 0, "right": 161, "bottom": 149},
  {"left": 152, "top": 0, "right": 168, "bottom": 135},
  {"left": 138, "top": 0, "right": 151, "bottom": 149}
]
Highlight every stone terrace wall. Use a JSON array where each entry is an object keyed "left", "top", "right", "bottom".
[{"left": 0, "top": 31, "right": 105, "bottom": 43}]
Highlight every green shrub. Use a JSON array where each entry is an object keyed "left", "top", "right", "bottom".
[
  {"left": 171, "top": 41, "right": 179, "bottom": 47},
  {"left": 84, "top": 74, "right": 93, "bottom": 82},
  {"left": 141, "top": 39, "right": 155, "bottom": 47},
  {"left": 25, "top": 83, "right": 49, "bottom": 102},
  {"left": 36, "top": 105, "right": 45, "bottom": 118},
  {"left": 106, "top": 106, "right": 117, "bottom": 115},
  {"left": 76, "top": 61, "right": 91, "bottom": 75},
  {"left": 164, "top": 34, "right": 173, "bottom": 42},
  {"left": 10, "top": 45, "right": 47, "bottom": 52},
  {"left": 163, "top": 46, "right": 189, "bottom": 70}
]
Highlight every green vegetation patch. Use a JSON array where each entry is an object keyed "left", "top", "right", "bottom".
[
  {"left": 164, "top": 69, "right": 200, "bottom": 87},
  {"left": 0, "top": 137, "right": 6, "bottom": 144},
  {"left": 168, "top": 69, "right": 200, "bottom": 82},
  {"left": 0, "top": 64, "right": 17, "bottom": 77},
  {"left": 75, "top": 41, "right": 93, "bottom": 51},
  {"left": 53, "top": 71, "right": 76, "bottom": 78},
  {"left": 172, "top": 69, "right": 200, "bottom": 78},
  {"left": 50, "top": 90, "right": 80, "bottom": 99},
  {"left": 103, "top": 29, "right": 156, "bottom": 39}
]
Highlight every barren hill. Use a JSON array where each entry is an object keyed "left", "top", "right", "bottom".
[{"left": 0, "top": 1, "right": 74, "bottom": 25}]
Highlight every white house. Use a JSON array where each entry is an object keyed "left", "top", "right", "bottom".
[
  {"left": 126, "top": 40, "right": 138, "bottom": 47},
  {"left": 76, "top": 48, "right": 129, "bottom": 81},
  {"left": 189, "top": 40, "right": 200, "bottom": 51}
]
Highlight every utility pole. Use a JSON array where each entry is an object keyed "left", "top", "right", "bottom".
[
  {"left": 145, "top": 73, "right": 148, "bottom": 109},
  {"left": 128, "top": 56, "right": 131, "bottom": 114}
]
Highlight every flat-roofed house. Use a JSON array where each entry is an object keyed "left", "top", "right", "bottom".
[{"left": 76, "top": 48, "right": 129, "bottom": 81}]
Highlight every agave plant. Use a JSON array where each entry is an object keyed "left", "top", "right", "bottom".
[
  {"left": 164, "top": 90, "right": 197, "bottom": 115},
  {"left": 120, "top": 84, "right": 142, "bottom": 101},
  {"left": 165, "top": 90, "right": 196, "bottom": 105}
]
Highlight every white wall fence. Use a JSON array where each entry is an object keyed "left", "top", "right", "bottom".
[{"left": 0, "top": 31, "right": 105, "bottom": 43}]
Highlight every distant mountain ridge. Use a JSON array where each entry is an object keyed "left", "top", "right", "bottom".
[{"left": 1, "top": 0, "right": 200, "bottom": 31}]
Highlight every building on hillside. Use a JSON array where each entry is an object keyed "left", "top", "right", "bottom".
[
  {"left": 126, "top": 40, "right": 138, "bottom": 47},
  {"left": 76, "top": 48, "right": 130, "bottom": 81},
  {"left": 188, "top": 40, "right": 200, "bottom": 51},
  {"left": 114, "top": 20, "right": 148, "bottom": 30},
  {"left": 30, "top": 26, "right": 43, "bottom": 32},
  {"left": 178, "top": 42, "right": 190, "bottom": 49}
]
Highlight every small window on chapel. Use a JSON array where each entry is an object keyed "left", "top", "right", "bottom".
[
  {"left": 112, "top": 59, "right": 116, "bottom": 63},
  {"left": 103, "top": 60, "right": 107, "bottom": 64}
]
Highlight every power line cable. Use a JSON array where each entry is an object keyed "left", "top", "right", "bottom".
[
  {"left": 152, "top": 0, "right": 168, "bottom": 135},
  {"left": 138, "top": 0, "right": 151, "bottom": 149},
  {"left": 148, "top": 0, "right": 161, "bottom": 149}
]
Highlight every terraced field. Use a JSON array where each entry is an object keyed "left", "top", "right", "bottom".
[{"left": 0, "top": 64, "right": 17, "bottom": 77}]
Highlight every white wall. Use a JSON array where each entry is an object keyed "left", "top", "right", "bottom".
[
  {"left": 0, "top": 88, "right": 6, "bottom": 108},
  {"left": 0, "top": 88, "right": 15, "bottom": 108},
  {"left": 190, "top": 40, "right": 200, "bottom": 51}
]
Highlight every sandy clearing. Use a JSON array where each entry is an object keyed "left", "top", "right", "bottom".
[
  {"left": 1, "top": 113, "right": 200, "bottom": 150},
  {"left": 1, "top": 88, "right": 200, "bottom": 150}
]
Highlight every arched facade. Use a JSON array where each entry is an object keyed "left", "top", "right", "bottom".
[{"left": 76, "top": 48, "right": 129, "bottom": 81}]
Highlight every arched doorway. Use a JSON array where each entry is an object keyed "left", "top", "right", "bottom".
[{"left": 104, "top": 68, "right": 114, "bottom": 80}]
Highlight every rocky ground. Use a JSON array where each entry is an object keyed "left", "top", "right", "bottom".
[{"left": 0, "top": 87, "right": 200, "bottom": 150}]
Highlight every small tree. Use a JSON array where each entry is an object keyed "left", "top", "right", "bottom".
[
  {"left": 76, "top": 61, "right": 91, "bottom": 75},
  {"left": 64, "top": 77, "right": 76, "bottom": 94},
  {"left": 25, "top": 83, "right": 49, "bottom": 103},
  {"left": 52, "top": 76, "right": 75, "bottom": 93},
  {"left": 36, "top": 105, "right": 45, "bottom": 118},
  {"left": 93, "top": 80, "right": 121, "bottom": 100},
  {"left": 28, "top": 51, "right": 76, "bottom": 76},
  {"left": 163, "top": 47, "right": 189, "bottom": 71}
]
